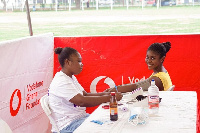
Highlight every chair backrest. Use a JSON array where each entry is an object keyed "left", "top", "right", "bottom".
[
  {"left": 0, "top": 119, "right": 12, "bottom": 133},
  {"left": 167, "top": 85, "right": 175, "bottom": 91},
  {"left": 40, "top": 94, "right": 60, "bottom": 133}
]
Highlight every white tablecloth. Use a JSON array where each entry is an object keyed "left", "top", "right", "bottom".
[{"left": 74, "top": 91, "right": 197, "bottom": 133}]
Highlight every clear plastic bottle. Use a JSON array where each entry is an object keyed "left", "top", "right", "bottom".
[
  {"left": 110, "top": 92, "right": 118, "bottom": 121},
  {"left": 148, "top": 79, "right": 159, "bottom": 114}
]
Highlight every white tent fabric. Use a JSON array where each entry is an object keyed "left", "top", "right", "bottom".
[{"left": 0, "top": 33, "right": 54, "bottom": 133}]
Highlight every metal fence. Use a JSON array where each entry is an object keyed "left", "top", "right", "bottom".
[{"left": 0, "top": 0, "right": 200, "bottom": 11}]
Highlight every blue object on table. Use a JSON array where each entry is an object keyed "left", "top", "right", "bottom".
[
  {"left": 129, "top": 114, "right": 137, "bottom": 121},
  {"left": 91, "top": 120, "right": 103, "bottom": 125}
]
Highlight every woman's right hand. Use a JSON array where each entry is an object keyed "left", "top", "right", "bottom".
[{"left": 115, "top": 92, "right": 123, "bottom": 101}]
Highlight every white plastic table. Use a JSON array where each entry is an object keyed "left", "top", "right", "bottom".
[{"left": 74, "top": 91, "right": 197, "bottom": 133}]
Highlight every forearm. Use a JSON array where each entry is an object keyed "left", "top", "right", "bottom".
[
  {"left": 85, "top": 92, "right": 110, "bottom": 96},
  {"left": 105, "top": 79, "right": 151, "bottom": 92},
  {"left": 134, "top": 78, "right": 151, "bottom": 91},
  {"left": 117, "top": 84, "right": 137, "bottom": 92},
  {"left": 105, "top": 84, "right": 137, "bottom": 93},
  {"left": 79, "top": 95, "right": 111, "bottom": 107}
]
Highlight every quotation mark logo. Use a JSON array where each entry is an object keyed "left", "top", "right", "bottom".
[
  {"left": 90, "top": 76, "right": 115, "bottom": 93},
  {"left": 10, "top": 89, "right": 22, "bottom": 116}
]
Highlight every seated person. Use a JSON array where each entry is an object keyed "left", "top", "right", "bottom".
[
  {"left": 105, "top": 42, "right": 173, "bottom": 92},
  {"left": 48, "top": 47, "right": 122, "bottom": 133}
]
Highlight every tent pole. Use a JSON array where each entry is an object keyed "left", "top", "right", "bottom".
[{"left": 25, "top": 0, "right": 33, "bottom": 36}]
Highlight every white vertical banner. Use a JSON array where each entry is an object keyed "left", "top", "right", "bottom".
[{"left": 0, "top": 33, "right": 54, "bottom": 133}]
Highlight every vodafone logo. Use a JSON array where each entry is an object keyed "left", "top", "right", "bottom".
[
  {"left": 10, "top": 89, "right": 22, "bottom": 116},
  {"left": 90, "top": 76, "right": 115, "bottom": 93}
]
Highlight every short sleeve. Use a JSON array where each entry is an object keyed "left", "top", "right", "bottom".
[{"left": 49, "top": 72, "right": 83, "bottom": 101}]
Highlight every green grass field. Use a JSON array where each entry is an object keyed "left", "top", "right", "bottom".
[{"left": 0, "top": 6, "right": 200, "bottom": 42}]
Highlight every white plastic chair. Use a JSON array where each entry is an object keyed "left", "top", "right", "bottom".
[
  {"left": 167, "top": 85, "right": 175, "bottom": 91},
  {"left": 0, "top": 119, "right": 12, "bottom": 133},
  {"left": 40, "top": 94, "right": 60, "bottom": 133}
]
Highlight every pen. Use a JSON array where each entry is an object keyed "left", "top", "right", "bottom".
[{"left": 115, "top": 85, "right": 118, "bottom": 92}]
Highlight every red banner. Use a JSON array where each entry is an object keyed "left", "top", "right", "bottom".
[{"left": 54, "top": 34, "right": 200, "bottom": 132}]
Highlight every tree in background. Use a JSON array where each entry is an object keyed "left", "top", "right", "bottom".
[
  {"left": 75, "top": 0, "right": 80, "bottom": 9},
  {"left": 1, "top": 0, "right": 6, "bottom": 10}
]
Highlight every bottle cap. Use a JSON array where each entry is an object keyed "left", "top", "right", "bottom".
[
  {"left": 151, "top": 79, "right": 155, "bottom": 85},
  {"left": 111, "top": 92, "right": 116, "bottom": 96}
]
